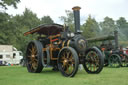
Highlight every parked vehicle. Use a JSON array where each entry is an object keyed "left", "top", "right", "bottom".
[
  {"left": 24, "top": 6, "right": 104, "bottom": 77},
  {"left": 87, "top": 31, "right": 128, "bottom": 67},
  {"left": 0, "top": 45, "right": 23, "bottom": 65}
]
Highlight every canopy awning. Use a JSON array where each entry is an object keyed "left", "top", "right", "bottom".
[{"left": 24, "top": 24, "right": 64, "bottom": 36}]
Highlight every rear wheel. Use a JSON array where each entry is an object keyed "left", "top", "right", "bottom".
[
  {"left": 26, "top": 40, "right": 43, "bottom": 73},
  {"left": 108, "top": 54, "right": 121, "bottom": 68},
  {"left": 83, "top": 48, "right": 104, "bottom": 74},
  {"left": 58, "top": 47, "right": 79, "bottom": 77}
]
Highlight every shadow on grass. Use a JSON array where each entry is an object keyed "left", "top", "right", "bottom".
[
  {"left": 40, "top": 68, "right": 89, "bottom": 76},
  {"left": 40, "top": 68, "right": 59, "bottom": 74}
]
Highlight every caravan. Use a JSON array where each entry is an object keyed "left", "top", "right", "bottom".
[{"left": 0, "top": 45, "right": 23, "bottom": 65}]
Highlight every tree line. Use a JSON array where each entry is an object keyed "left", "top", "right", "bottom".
[
  {"left": 60, "top": 10, "right": 128, "bottom": 47},
  {"left": 0, "top": 0, "right": 128, "bottom": 55}
]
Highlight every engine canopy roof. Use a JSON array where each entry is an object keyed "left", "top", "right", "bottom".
[{"left": 24, "top": 24, "right": 64, "bottom": 36}]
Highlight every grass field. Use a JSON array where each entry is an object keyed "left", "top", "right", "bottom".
[{"left": 0, "top": 66, "right": 128, "bottom": 85}]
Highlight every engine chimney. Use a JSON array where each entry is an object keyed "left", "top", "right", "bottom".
[
  {"left": 72, "top": 6, "right": 81, "bottom": 33},
  {"left": 114, "top": 30, "right": 119, "bottom": 50}
]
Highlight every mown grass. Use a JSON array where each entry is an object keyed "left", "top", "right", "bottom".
[{"left": 0, "top": 66, "right": 128, "bottom": 85}]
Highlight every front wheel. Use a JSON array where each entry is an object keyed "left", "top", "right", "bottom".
[
  {"left": 83, "top": 47, "right": 104, "bottom": 74},
  {"left": 108, "top": 54, "right": 121, "bottom": 68},
  {"left": 58, "top": 47, "right": 79, "bottom": 77}
]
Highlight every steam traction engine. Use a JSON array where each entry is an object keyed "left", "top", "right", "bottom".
[
  {"left": 87, "top": 31, "right": 128, "bottom": 67},
  {"left": 24, "top": 6, "right": 104, "bottom": 77}
]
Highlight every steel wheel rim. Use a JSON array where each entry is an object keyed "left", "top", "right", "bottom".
[
  {"left": 85, "top": 51, "right": 100, "bottom": 72},
  {"left": 109, "top": 55, "right": 120, "bottom": 67},
  {"left": 27, "top": 43, "right": 38, "bottom": 71},
  {"left": 59, "top": 49, "right": 75, "bottom": 75}
]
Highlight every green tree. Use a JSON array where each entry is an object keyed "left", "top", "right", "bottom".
[
  {"left": 116, "top": 17, "right": 128, "bottom": 40},
  {"left": 0, "top": 12, "right": 11, "bottom": 44},
  {"left": 21, "top": 8, "right": 41, "bottom": 29},
  {"left": 116, "top": 17, "right": 128, "bottom": 29},
  {"left": 10, "top": 8, "right": 55, "bottom": 54},
  {"left": 100, "top": 17, "right": 117, "bottom": 35},
  {"left": 59, "top": 10, "right": 74, "bottom": 32},
  {"left": 41, "top": 16, "right": 54, "bottom": 24},
  {"left": 82, "top": 15, "right": 100, "bottom": 38},
  {"left": 10, "top": 8, "right": 41, "bottom": 53},
  {"left": 0, "top": 8, "right": 42, "bottom": 54},
  {"left": 0, "top": 0, "right": 20, "bottom": 10}
]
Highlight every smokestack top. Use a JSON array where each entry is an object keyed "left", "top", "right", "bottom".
[{"left": 72, "top": 6, "right": 81, "bottom": 11}]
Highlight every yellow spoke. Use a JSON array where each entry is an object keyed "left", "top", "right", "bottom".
[
  {"left": 28, "top": 61, "right": 32, "bottom": 64},
  {"left": 31, "top": 45, "right": 37, "bottom": 55},
  {"left": 65, "top": 65, "right": 69, "bottom": 73},
  {"left": 34, "top": 59, "right": 38, "bottom": 62},
  {"left": 61, "top": 56, "right": 66, "bottom": 60},
  {"left": 63, "top": 60, "right": 66, "bottom": 67},
  {"left": 93, "top": 64, "right": 96, "bottom": 71},
  {"left": 69, "top": 64, "right": 73, "bottom": 73},
  {"left": 66, "top": 51, "right": 70, "bottom": 58},
  {"left": 31, "top": 64, "right": 33, "bottom": 69},
  {"left": 32, "top": 62, "right": 37, "bottom": 69},
  {"left": 29, "top": 49, "right": 32, "bottom": 53}
]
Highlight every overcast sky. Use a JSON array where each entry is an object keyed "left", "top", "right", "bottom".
[{"left": 6, "top": 0, "right": 128, "bottom": 24}]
